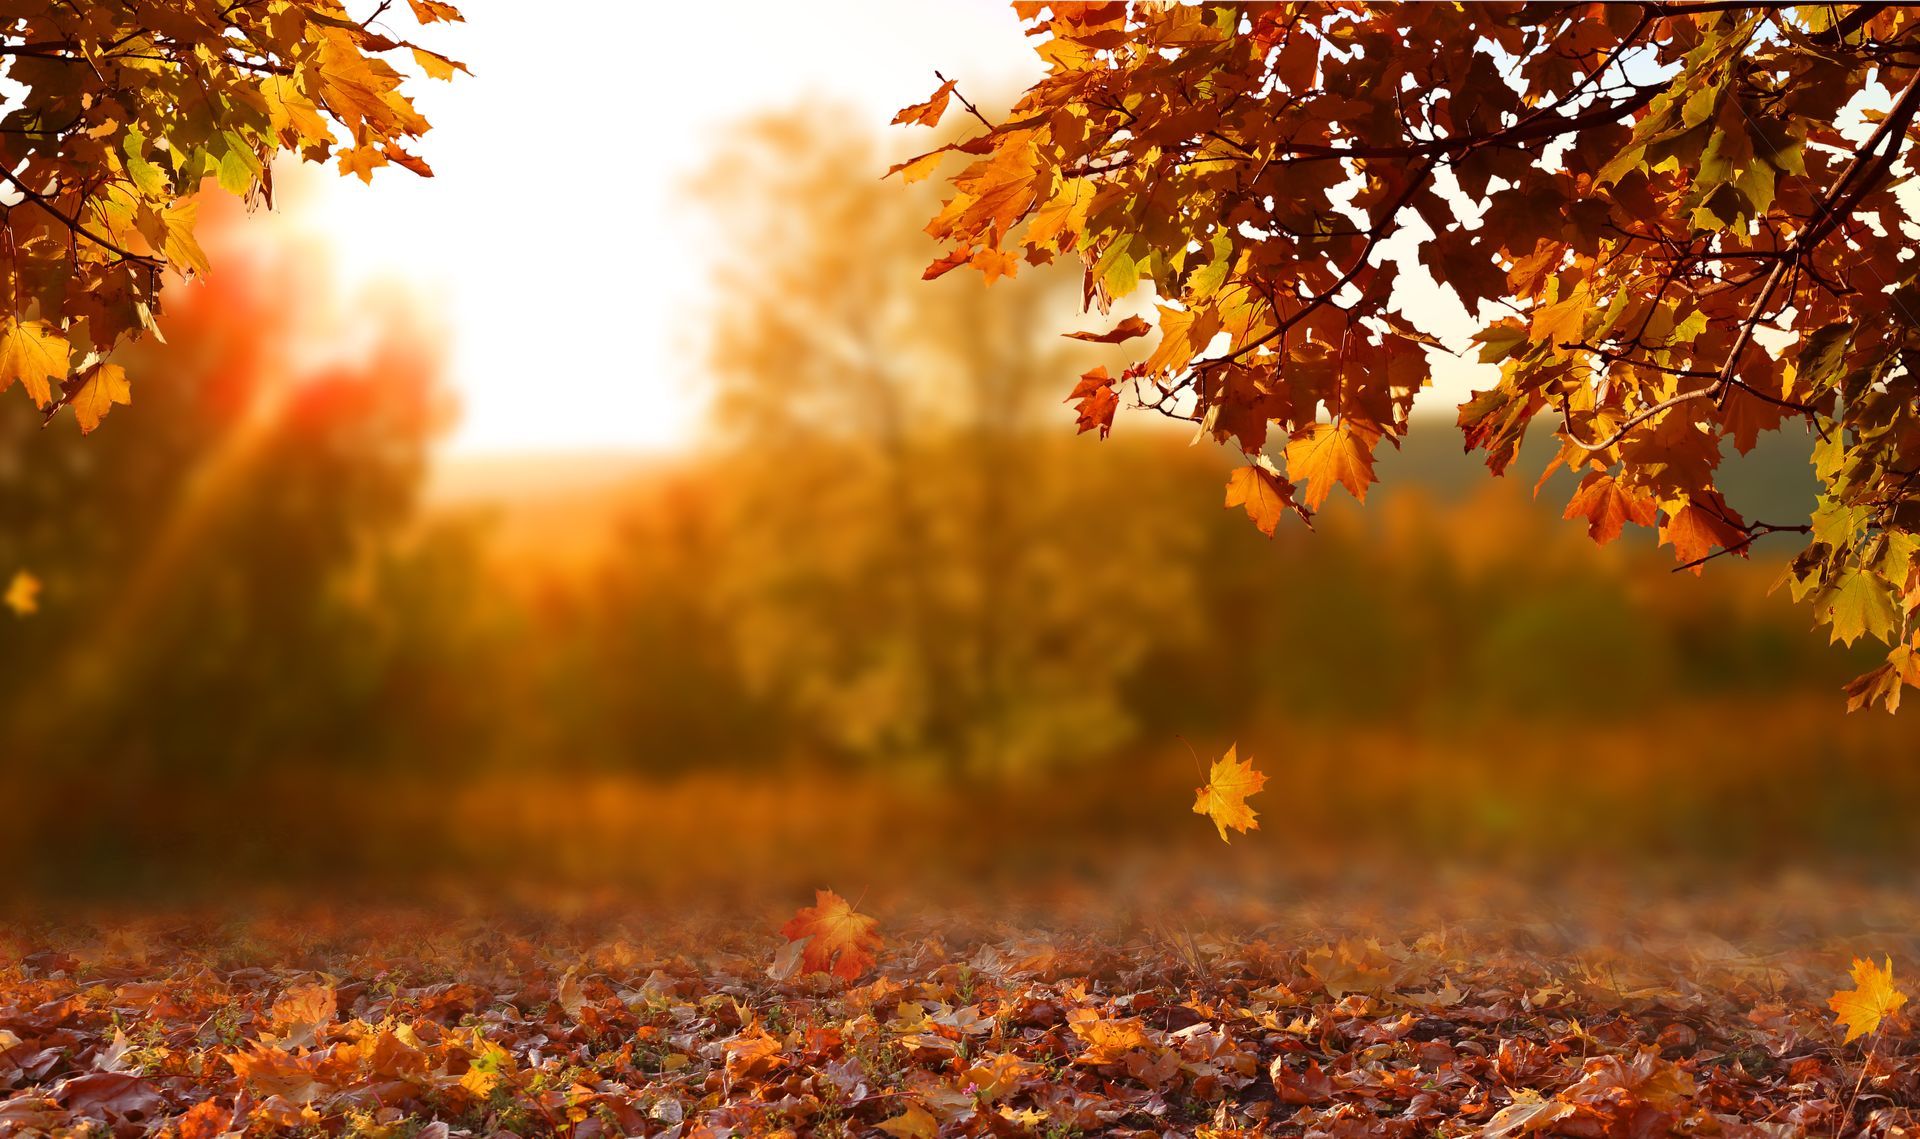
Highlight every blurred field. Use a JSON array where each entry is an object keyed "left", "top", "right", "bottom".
[{"left": 0, "top": 141, "right": 1909, "bottom": 915}]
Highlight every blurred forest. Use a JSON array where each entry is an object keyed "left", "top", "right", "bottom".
[{"left": 0, "top": 115, "right": 1909, "bottom": 904}]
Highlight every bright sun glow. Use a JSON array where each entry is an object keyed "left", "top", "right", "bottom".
[{"left": 300, "top": 0, "right": 1042, "bottom": 456}]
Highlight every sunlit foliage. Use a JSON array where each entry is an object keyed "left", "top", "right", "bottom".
[
  {"left": 0, "top": 0, "right": 461, "bottom": 430},
  {"left": 911, "top": 3, "right": 1920, "bottom": 707}
]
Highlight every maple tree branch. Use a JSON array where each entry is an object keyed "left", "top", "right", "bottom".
[
  {"left": 933, "top": 71, "right": 995, "bottom": 131},
  {"left": 1670, "top": 520, "right": 1814, "bottom": 573},
  {"left": 1185, "top": 156, "right": 1441, "bottom": 377},
  {"left": 0, "top": 164, "right": 162, "bottom": 269},
  {"left": 1567, "top": 386, "right": 1716, "bottom": 453},
  {"left": 0, "top": 40, "right": 78, "bottom": 57},
  {"left": 1569, "top": 65, "right": 1920, "bottom": 452},
  {"left": 1259, "top": 83, "right": 1665, "bottom": 164}
]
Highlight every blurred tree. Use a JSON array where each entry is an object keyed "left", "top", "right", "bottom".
[
  {"left": 0, "top": 194, "right": 456, "bottom": 778},
  {"left": 695, "top": 110, "right": 1203, "bottom": 779}
]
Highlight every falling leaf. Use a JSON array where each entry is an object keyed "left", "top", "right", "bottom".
[
  {"left": 1829, "top": 956, "right": 1907, "bottom": 1043},
  {"left": 5, "top": 570, "right": 38, "bottom": 617},
  {"left": 1065, "top": 315, "right": 1152, "bottom": 343},
  {"left": 779, "top": 889, "right": 882, "bottom": 981},
  {"left": 1066, "top": 366, "right": 1118, "bottom": 438},
  {"left": 1192, "top": 744, "right": 1267, "bottom": 843}
]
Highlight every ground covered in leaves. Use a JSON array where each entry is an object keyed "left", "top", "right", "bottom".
[{"left": 1, "top": 886, "right": 1915, "bottom": 1139}]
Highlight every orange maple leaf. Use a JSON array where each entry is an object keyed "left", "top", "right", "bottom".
[
  {"left": 1829, "top": 956, "right": 1908, "bottom": 1044},
  {"left": 1067, "top": 1007, "right": 1156, "bottom": 1065},
  {"left": 1192, "top": 744, "right": 1267, "bottom": 843},
  {"left": 1285, "top": 420, "right": 1378, "bottom": 510},
  {"left": 779, "top": 889, "right": 882, "bottom": 981},
  {"left": 1067, "top": 366, "right": 1119, "bottom": 438},
  {"left": 892, "top": 79, "right": 958, "bottom": 128},
  {"left": 1659, "top": 500, "right": 1748, "bottom": 575},
  {"left": 1225, "top": 463, "right": 1296, "bottom": 537},
  {"left": 1562, "top": 473, "right": 1656, "bottom": 546}
]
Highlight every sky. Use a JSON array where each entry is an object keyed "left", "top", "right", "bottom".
[{"left": 300, "top": 0, "right": 1045, "bottom": 456}]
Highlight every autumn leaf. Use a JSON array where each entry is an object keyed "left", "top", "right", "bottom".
[
  {"left": 268, "top": 983, "right": 337, "bottom": 1051},
  {"left": 923, "top": 247, "right": 974, "bottom": 280},
  {"left": 892, "top": 79, "right": 958, "bottom": 127},
  {"left": 779, "top": 889, "right": 882, "bottom": 981},
  {"left": 1285, "top": 421, "right": 1378, "bottom": 511},
  {"left": 411, "top": 47, "right": 469, "bottom": 80},
  {"left": 1659, "top": 501, "right": 1749, "bottom": 575},
  {"left": 1224, "top": 462, "right": 1296, "bottom": 538},
  {"left": 1066, "top": 366, "right": 1118, "bottom": 438},
  {"left": 1067, "top": 1007, "right": 1157, "bottom": 1065},
  {"left": 176, "top": 1101, "right": 229, "bottom": 1139},
  {"left": 5, "top": 570, "right": 39, "bottom": 617},
  {"left": 460, "top": 1035, "right": 512, "bottom": 1098},
  {"left": 1192, "top": 744, "right": 1267, "bottom": 843},
  {"left": 226, "top": 1042, "right": 324, "bottom": 1103},
  {"left": 0, "top": 319, "right": 69, "bottom": 408},
  {"left": 877, "top": 1103, "right": 938, "bottom": 1139},
  {"left": 1065, "top": 315, "right": 1152, "bottom": 343},
  {"left": 1483, "top": 1089, "right": 1575, "bottom": 1139},
  {"left": 1563, "top": 473, "right": 1657, "bottom": 546},
  {"left": 1829, "top": 956, "right": 1907, "bottom": 1044},
  {"left": 970, "top": 246, "right": 1020, "bottom": 284},
  {"left": 72, "top": 364, "right": 131, "bottom": 435},
  {"left": 556, "top": 965, "right": 587, "bottom": 1021},
  {"left": 885, "top": 149, "right": 950, "bottom": 184},
  {"left": 407, "top": 0, "right": 464, "bottom": 21},
  {"left": 1822, "top": 569, "right": 1900, "bottom": 647}
]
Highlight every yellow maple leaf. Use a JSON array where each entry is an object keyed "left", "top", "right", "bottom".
[
  {"left": 779, "top": 888, "right": 882, "bottom": 981},
  {"left": 72, "top": 364, "right": 131, "bottom": 434},
  {"left": 1067, "top": 1007, "right": 1156, "bottom": 1065},
  {"left": 877, "top": 1103, "right": 937, "bottom": 1139},
  {"left": 1225, "top": 463, "right": 1295, "bottom": 538},
  {"left": 459, "top": 1035, "right": 512, "bottom": 1098},
  {"left": 0, "top": 319, "right": 69, "bottom": 408},
  {"left": 1285, "top": 420, "right": 1378, "bottom": 510},
  {"left": 1830, "top": 956, "right": 1908, "bottom": 1044},
  {"left": 1192, "top": 744, "right": 1268, "bottom": 843},
  {"left": 4, "top": 570, "right": 38, "bottom": 617}
]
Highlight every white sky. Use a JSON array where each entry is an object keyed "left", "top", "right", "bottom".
[{"left": 301, "top": 0, "right": 1043, "bottom": 456}]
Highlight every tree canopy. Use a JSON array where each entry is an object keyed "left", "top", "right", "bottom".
[
  {"left": 905, "top": 2, "right": 1920, "bottom": 710},
  {"left": 0, "top": 0, "right": 462, "bottom": 434}
]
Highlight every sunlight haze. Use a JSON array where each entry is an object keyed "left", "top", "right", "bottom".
[{"left": 305, "top": 0, "right": 1041, "bottom": 456}]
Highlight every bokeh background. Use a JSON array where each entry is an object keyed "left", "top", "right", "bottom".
[{"left": 0, "top": 4, "right": 1910, "bottom": 928}]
